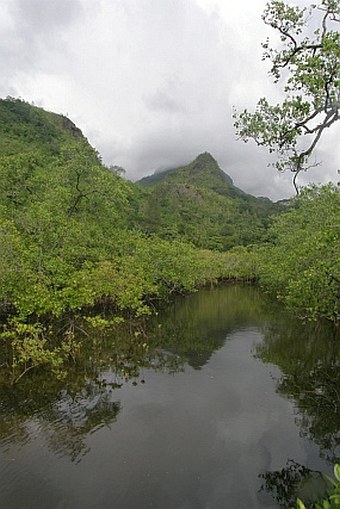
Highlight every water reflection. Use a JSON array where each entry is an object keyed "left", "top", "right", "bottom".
[
  {"left": 0, "top": 284, "right": 338, "bottom": 509},
  {"left": 256, "top": 319, "right": 339, "bottom": 506},
  {"left": 256, "top": 319, "right": 340, "bottom": 463},
  {"left": 1, "top": 285, "right": 266, "bottom": 462},
  {"left": 0, "top": 379, "right": 121, "bottom": 462},
  {"left": 0, "top": 331, "right": 184, "bottom": 462},
  {"left": 259, "top": 460, "right": 329, "bottom": 507},
  {"left": 148, "top": 284, "right": 270, "bottom": 369}
]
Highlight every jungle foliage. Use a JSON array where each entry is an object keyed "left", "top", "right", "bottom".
[
  {"left": 0, "top": 96, "right": 338, "bottom": 384},
  {"left": 257, "top": 184, "right": 340, "bottom": 324},
  {"left": 232, "top": 0, "right": 340, "bottom": 324},
  {"left": 0, "top": 98, "right": 258, "bottom": 383}
]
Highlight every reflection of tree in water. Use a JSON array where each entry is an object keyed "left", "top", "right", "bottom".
[
  {"left": 255, "top": 320, "right": 340, "bottom": 463},
  {"left": 0, "top": 378, "right": 120, "bottom": 462},
  {"left": 259, "top": 460, "right": 330, "bottom": 508},
  {"left": 282, "top": 363, "right": 339, "bottom": 462},
  {"left": 40, "top": 382, "right": 121, "bottom": 463},
  {"left": 148, "top": 284, "right": 271, "bottom": 369},
  {"left": 0, "top": 284, "right": 285, "bottom": 464},
  {"left": 256, "top": 320, "right": 339, "bottom": 506},
  {"left": 0, "top": 327, "right": 186, "bottom": 462},
  {"left": 2, "top": 283, "right": 336, "bottom": 471}
]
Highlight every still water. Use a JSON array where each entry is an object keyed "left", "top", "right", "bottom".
[{"left": 0, "top": 285, "right": 339, "bottom": 508}]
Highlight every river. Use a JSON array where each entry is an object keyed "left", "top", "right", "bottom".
[{"left": 0, "top": 285, "right": 339, "bottom": 508}]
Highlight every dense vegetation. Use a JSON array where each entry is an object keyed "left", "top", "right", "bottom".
[
  {"left": 0, "top": 98, "right": 257, "bottom": 383},
  {"left": 258, "top": 184, "right": 340, "bottom": 324},
  {"left": 232, "top": 0, "right": 340, "bottom": 323},
  {"left": 138, "top": 152, "right": 281, "bottom": 249},
  {"left": 0, "top": 96, "right": 338, "bottom": 385}
]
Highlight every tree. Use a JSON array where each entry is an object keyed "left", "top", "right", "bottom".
[
  {"left": 257, "top": 183, "right": 340, "bottom": 324},
  {"left": 233, "top": 0, "right": 340, "bottom": 194}
]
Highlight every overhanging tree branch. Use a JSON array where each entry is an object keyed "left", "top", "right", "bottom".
[{"left": 234, "top": 0, "right": 340, "bottom": 194}]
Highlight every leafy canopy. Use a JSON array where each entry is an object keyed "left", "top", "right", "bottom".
[
  {"left": 258, "top": 183, "right": 340, "bottom": 324},
  {"left": 234, "top": 0, "right": 340, "bottom": 193},
  {"left": 0, "top": 98, "right": 264, "bottom": 383}
]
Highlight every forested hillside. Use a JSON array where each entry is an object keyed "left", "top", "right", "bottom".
[
  {"left": 0, "top": 96, "right": 83, "bottom": 156},
  {"left": 138, "top": 152, "right": 280, "bottom": 249},
  {"left": 0, "top": 98, "right": 259, "bottom": 383},
  {"left": 0, "top": 97, "right": 338, "bottom": 385}
]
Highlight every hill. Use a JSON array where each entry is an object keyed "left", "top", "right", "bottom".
[
  {"left": 138, "top": 152, "right": 280, "bottom": 249},
  {"left": 0, "top": 96, "right": 85, "bottom": 158},
  {"left": 1, "top": 98, "right": 243, "bottom": 321},
  {"left": 0, "top": 97, "right": 145, "bottom": 229},
  {"left": 0, "top": 98, "right": 281, "bottom": 251},
  {"left": 2, "top": 98, "right": 260, "bottom": 383},
  {"left": 139, "top": 152, "right": 234, "bottom": 190}
]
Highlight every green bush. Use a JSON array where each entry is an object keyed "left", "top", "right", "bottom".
[{"left": 258, "top": 184, "right": 340, "bottom": 324}]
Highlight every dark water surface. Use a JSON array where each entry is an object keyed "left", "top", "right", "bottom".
[{"left": 0, "top": 285, "right": 339, "bottom": 508}]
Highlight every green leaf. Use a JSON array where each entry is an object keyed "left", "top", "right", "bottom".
[{"left": 334, "top": 464, "right": 340, "bottom": 482}]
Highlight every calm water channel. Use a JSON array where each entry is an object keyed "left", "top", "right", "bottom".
[{"left": 0, "top": 285, "right": 339, "bottom": 509}]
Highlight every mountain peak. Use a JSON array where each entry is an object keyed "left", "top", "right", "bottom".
[
  {"left": 185, "top": 152, "right": 234, "bottom": 190},
  {"left": 193, "top": 152, "right": 217, "bottom": 165},
  {"left": 189, "top": 152, "right": 220, "bottom": 173},
  {"left": 138, "top": 152, "right": 234, "bottom": 189}
]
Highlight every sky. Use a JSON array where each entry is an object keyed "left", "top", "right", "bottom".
[{"left": 1, "top": 0, "right": 339, "bottom": 200}]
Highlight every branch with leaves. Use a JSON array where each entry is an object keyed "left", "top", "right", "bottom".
[{"left": 233, "top": 0, "right": 340, "bottom": 194}]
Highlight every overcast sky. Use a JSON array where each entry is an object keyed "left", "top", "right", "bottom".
[{"left": 1, "top": 0, "right": 339, "bottom": 200}]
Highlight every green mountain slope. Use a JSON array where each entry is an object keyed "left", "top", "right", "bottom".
[
  {"left": 0, "top": 98, "right": 238, "bottom": 324},
  {"left": 0, "top": 97, "right": 145, "bottom": 229},
  {"left": 0, "top": 98, "right": 280, "bottom": 252},
  {"left": 138, "top": 152, "right": 280, "bottom": 249},
  {"left": 0, "top": 96, "right": 85, "bottom": 158},
  {"left": 139, "top": 152, "right": 233, "bottom": 190},
  {"left": 0, "top": 97, "right": 337, "bottom": 386},
  {"left": 2, "top": 98, "right": 258, "bottom": 383}
]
